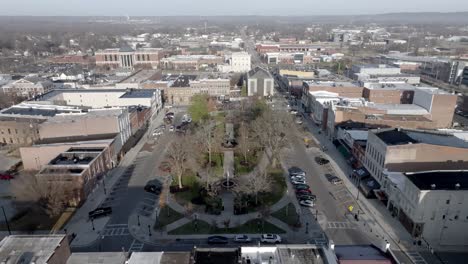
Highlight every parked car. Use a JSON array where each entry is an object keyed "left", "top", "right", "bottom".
[
  {"left": 207, "top": 236, "right": 229, "bottom": 244},
  {"left": 144, "top": 183, "right": 162, "bottom": 195},
  {"left": 0, "top": 174, "right": 14, "bottom": 180},
  {"left": 297, "top": 194, "right": 316, "bottom": 201},
  {"left": 290, "top": 175, "right": 306, "bottom": 182},
  {"left": 288, "top": 167, "right": 305, "bottom": 177},
  {"left": 294, "top": 184, "right": 310, "bottom": 191},
  {"left": 325, "top": 174, "right": 342, "bottom": 185},
  {"left": 291, "top": 179, "right": 306, "bottom": 185},
  {"left": 152, "top": 129, "right": 163, "bottom": 136},
  {"left": 260, "top": 234, "right": 282, "bottom": 243},
  {"left": 234, "top": 235, "right": 252, "bottom": 243},
  {"left": 166, "top": 112, "right": 175, "bottom": 117},
  {"left": 169, "top": 125, "right": 175, "bottom": 132},
  {"left": 88, "top": 207, "right": 112, "bottom": 219},
  {"left": 295, "top": 118, "right": 303, "bottom": 125},
  {"left": 314, "top": 157, "right": 330, "bottom": 165},
  {"left": 299, "top": 199, "right": 315, "bottom": 207},
  {"left": 296, "top": 189, "right": 312, "bottom": 195},
  {"left": 290, "top": 110, "right": 298, "bottom": 115}
]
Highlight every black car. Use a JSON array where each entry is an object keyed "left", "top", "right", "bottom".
[
  {"left": 297, "top": 194, "right": 317, "bottom": 201},
  {"left": 88, "top": 207, "right": 112, "bottom": 219},
  {"left": 288, "top": 166, "right": 305, "bottom": 176},
  {"left": 207, "top": 236, "right": 229, "bottom": 244},
  {"left": 144, "top": 180, "right": 162, "bottom": 195},
  {"left": 314, "top": 157, "right": 330, "bottom": 165}
]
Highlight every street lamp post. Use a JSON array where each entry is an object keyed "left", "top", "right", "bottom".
[
  {"left": 103, "top": 177, "right": 107, "bottom": 195},
  {"left": 306, "top": 222, "right": 309, "bottom": 234},
  {"left": 148, "top": 225, "right": 152, "bottom": 237},
  {"left": 1, "top": 206, "right": 11, "bottom": 235},
  {"left": 91, "top": 218, "right": 95, "bottom": 231},
  {"left": 137, "top": 215, "right": 141, "bottom": 226}
]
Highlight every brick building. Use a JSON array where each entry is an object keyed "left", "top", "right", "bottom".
[{"left": 95, "top": 47, "right": 165, "bottom": 70}]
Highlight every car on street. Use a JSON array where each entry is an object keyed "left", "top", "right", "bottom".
[
  {"left": 296, "top": 189, "right": 312, "bottom": 195},
  {"left": 314, "top": 157, "right": 330, "bottom": 165},
  {"left": 295, "top": 118, "right": 303, "bottom": 125},
  {"left": 169, "top": 125, "right": 175, "bottom": 132},
  {"left": 290, "top": 175, "right": 305, "bottom": 181},
  {"left": 0, "top": 174, "right": 14, "bottom": 180},
  {"left": 144, "top": 180, "right": 162, "bottom": 195},
  {"left": 88, "top": 207, "right": 112, "bottom": 219},
  {"left": 299, "top": 199, "right": 315, "bottom": 207},
  {"left": 290, "top": 110, "right": 298, "bottom": 115},
  {"left": 166, "top": 112, "right": 175, "bottom": 117},
  {"left": 294, "top": 184, "right": 310, "bottom": 190},
  {"left": 207, "top": 236, "right": 229, "bottom": 244},
  {"left": 260, "top": 234, "right": 282, "bottom": 243},
  {"left": 291, "top": 179, "right": 306, "bottom": 185},
  {"left": 234, "top": 235, "right": 252, "bottom": 243},
  {"left": 297, "top": 194, "right": 316, "bottom": 201},
  {"left": 152, "top": 129, "right": 163, "bottom": 136}
]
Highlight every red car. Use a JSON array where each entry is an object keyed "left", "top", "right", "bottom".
[
  {"left": 296, "top": 189, "right": 312, "bottom": 194},
  {"left": 0, "top": 174, "right": 14, "bottom": 180}
]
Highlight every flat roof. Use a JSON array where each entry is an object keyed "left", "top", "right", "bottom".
[
  {"left": 127, "top": 252, "right": 163, "bottom": 264},
  {"left": 36, "top": 133, "right": 118, "bottom": 145},
  {"left": 0, "top": 235, "right": 66, "bottom": 264},
  {"left": 67, "top": 252, "right": 126, "bottom": 264},
  {"left": 376, "top": 128, "right": 468, "bottom": 148},
  {"left": 406, "top": 170, "right": 468, "bottom": 190},
  {"left": 335, "top": 245, "right": 390, "bottom": 261},
  {"left": 370, "top": 103, "right": 429, "bottom": 115},
  {"left": 119, "top": 89, "right": 156, "bottom": 98},
  {"left": 306, "top": 81, "right": 359, "bottom": 87},
  {"left": 1, "top": 103, "right": 82, "bottom": 117},
  {"left": 376, "top": 129, "right": 418, "bottom": 145}
]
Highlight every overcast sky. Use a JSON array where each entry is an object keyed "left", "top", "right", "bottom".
[{"left": 1, "top": 0, "right": 467, "bottom": 16}]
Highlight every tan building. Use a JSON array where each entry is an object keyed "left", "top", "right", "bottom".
[
  {"left": 38, "top": 108, "right": 131, "bottom": 147},
  {"left": 95, "top": 47, "right": 165, "bottom": 70},
  {"left": 0, "top": 235, "right": 71, "bottom": 264},
  {"left": 20, "top": 136, "right": 118, "bottom": 171},
  {"left": 303, "top": 81, "right": 364, "bottom": 99},
  {"left": 160, "top": 55, "right": 224, "bottom": 70},
  {"left": 36, "top": 146, "right": 114, "bottom": 205},
  {"left": 1, "top": 77, "right": 53, "bottom": 98}
]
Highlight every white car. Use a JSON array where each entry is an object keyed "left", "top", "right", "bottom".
[
  {"left": 260, "top": 234, "right": 282, "bottom": 243},
  {"left": 290, "top": 171, "right": 306, "bottom": 177},
  {"left": 152, "top": 129, "right": 163, "bottom": 136},
  {"left": 290, "top": 110, "right": 298, "bottom": 115},
  {"left": 299, "top": 199, "right": 315, "bottom": 207},
  {"left": 234, "top": 235, "right": 252, "bottom": 243},
  {"left": 169, "top": 125, "right": 175, "bottom": 132},
  {"left": 290, "top": 175, "right": 305, "bottom": 181},
  {"left": 291, "top": 179, "right": 306, "bottom": 185}
]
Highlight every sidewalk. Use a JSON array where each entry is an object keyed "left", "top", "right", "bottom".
[
  {"left": 301, "top": 113, "right": 426, "bottom": 263},
  {"left": 66, "top": 111, "right": 165, "bottom": 248}
]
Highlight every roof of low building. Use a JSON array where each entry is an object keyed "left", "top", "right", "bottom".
[
  {"left": 375, "top": 128, "right": 468, "bottom": 148},
  {"left": 248, "top": 66, "right": 272, "bottom": 79},
  {"left": 0, "top": 235, "right": 66, "bottom": 264},
  {"left": 67, "top": 252, "right": 126, "bottom": 264},
  {"left": 405, "top": 170, "right": 468, "bottom": 190},
  {"left": 335, "top": 245, "right": 391, "bottom": 262}
]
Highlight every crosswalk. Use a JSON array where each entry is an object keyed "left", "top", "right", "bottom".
[
  {"left": 102, "top": 224, "right": 130, "bottom": 237},
  {"left": 406, "top": 251, "right": 428, "bottom": 264},
  {"left": 326, "top": 221, "right": 356, "bottom": 229},
  {"left": 129, "top": 239, "right": 144, "bottom": 252}
]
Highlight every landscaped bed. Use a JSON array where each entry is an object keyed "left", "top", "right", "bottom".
[
  {"left": 154, "top": 206, "right": 184, "bottom": 230},
  {"left": 233, "top": 152, "right": 258, "bottom": 175},
  {"left": 271, "top": 203, "right": 301, "bottom": 227},
  {"left": 168, "top": 219, "right": 285, "bottom": 235}
]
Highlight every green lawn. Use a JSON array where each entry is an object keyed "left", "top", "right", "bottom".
[
  {"left": 155, "top": 206, "right": 184, "bottom": 230},
  {"left": 168, "top": 219, "right": 285, "bottom": 235},
  {"left": 271, "top": 203, "right": 301, "bottom": 227},
  {"left": 234, "top": 152, "right": 258, "bottom": 175},
  {"left": 172, "top": 173, "right": 201, "bottom": 206},
  {"left": 263, "top": 167, "right": 287, "bottom": 206}
]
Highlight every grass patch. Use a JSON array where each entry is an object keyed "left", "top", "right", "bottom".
[
  {"left": 271, "top": 203, "right": 301, "bottom": 227},
  {"left": 155, "top": 206, "right": 184, "bottom": 229},
  {"left": 168, "top": 219, "right": 286, "bottom": 235},
  {"left": 0, "top": 208, "right": 59, "bottom": 232},
  {"left": 234, "top": 152, "right": 258, "bottom": 175},
  {"left": 172, "top": 172, "right": 201, "bottom": 206}
]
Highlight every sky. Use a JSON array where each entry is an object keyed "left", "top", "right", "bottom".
[{"left": 1, "top": 0, "right": 468, "bottom": 16}]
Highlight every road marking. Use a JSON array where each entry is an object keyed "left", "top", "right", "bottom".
[
  {"left": 102, "top": 225, "right": 130, "bottom": 237},
  {"left": 129, "top": 239, "right": 144, "bottom": 252},
  {"left": 406, "top": 251, "right": 428, "bottom": 264},
  {"left": 326, "top": 221, "right": 356, "bottom": 229}
]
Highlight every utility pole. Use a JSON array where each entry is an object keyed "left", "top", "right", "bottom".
[{"left": 2, "top": 206, "right": 11, "bottom": 235}]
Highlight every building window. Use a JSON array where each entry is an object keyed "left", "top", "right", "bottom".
[
  {"left": 9, "top": 138, "right": 13, "bottom": 143},
  {"left": 137, "top": 55, "right": 140, "bottom": 61},
  {"left": 2, "top": 138, "right": 5, "bottom": 144},
  {"left": 15, "top": 129, "right": 18, "bottom": 134},
  {"left": 104, "top": 55, "right": 108, "bottom": 61},
  {"left": 147, "top": 54, "right": 150, "bottom": 61},
  {"left": 7, "top": 129, "right": 11, "bottom": 134},
  {"left": 114, "top": 55, "right": 118, "bottom": 61}
]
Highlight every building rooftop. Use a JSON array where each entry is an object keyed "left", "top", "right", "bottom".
[
  {"left": 127, "top": 252, "right": 163, "bottom": 264},
  {"left": 335, "top": 245, "right": 391, "bottom": 262},
  {"left": 0, "top": 103, "right": 83, "bottom": 117},
  {"left": 36, "top": 133, "right": 118, "bottom": 145},
  {"left": 405, "top": 170, "right": 468, "bottom": 190},
  {"left": 355, "top": 64, "right": 399, "bottom": 69},
  {"left": 248, "top": 67, "right": 273, "bottom": 79},
  {"left": 194, "top": 248, "right": 239, "bottom": 264},
  {"left": 67, "top": 252, "right": 126, "bottom": 264},
  {"left": 119, "top": 89, "right": 156, "bottom": 98},
  {"left": 305, "top": 81, "right": 359, "bottom": 87},
  {"left": 369, "top": 103, "right": 429, "bottom": 115},
  {"left": 376, "top": 128, "right": 468, "bottom": 148},
  {"left": 0, "top": 235, "right": 66, "bottom": 264}
]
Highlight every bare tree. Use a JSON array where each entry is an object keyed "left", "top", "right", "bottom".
[
  {"left": 194, "top": 120, "right": 223, "bottom": 189},
  {"left": 237, "top": 170, "right": 272, "bottom": 205},
  {"left": 238, "top": 121, "right": 254, "bottom": 164},
  {"left": 11, "top": 172, "right": 74, "bottom": 218},
  {"left": 166, "top": 134, "right": 192, "bottom": 189},
  {"left": 252, "top": 108, "right": 292, "bottom": 168}
]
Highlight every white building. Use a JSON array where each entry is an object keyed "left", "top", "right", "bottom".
[
  {"left": 230, "top": 52, "right": 251, "bottom": 72},
  {"left": 385, "top": 170, "right": 468, "bottom": 249},
  {"left": 36, "top": 89, "right": 162, "bottom": 117},
  {"left": 247, "top": 67, "right": 274, "bottom": 97},
  {"left": 349, "top": 64, "right": 401, "bottom": 80}
]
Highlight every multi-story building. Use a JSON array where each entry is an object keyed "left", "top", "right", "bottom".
[
  {"left": 38, "top": 108, "right": 132, "bottom": 148},
  {"left": 160, "top": 55, "right": 224, "bottom": 70},
  {"left": 36, "top": 88, "right": 162, "bottom": 118},
  {"left": 95, "top": 47, "right": 165, "bottom": 69},
  {"left": 302, "top": 81, "right": 363, "bottom": 112},
  {"left": 0, "top": 103, "right": 83, "bottom": 146},
  {"left": 348, "top": 64, "right": 402, "bottom": 80},
  {"left": 385, "top": 170, "right": 468, "bottom": 248},
  {"left": 230, "top": 52, "right": 251, "bottom": 72},
  {"left": 1, "top": 77, "right": 53, "bottom": 98},
  {"left": 462, "top": 66, "right": 468, "bottom": 86},
  {"left": 247, "top": 67, "right": 274, "bottom": 97},
  {"left": 36, "top": 146, "right": 114, "bottom": 205}
]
